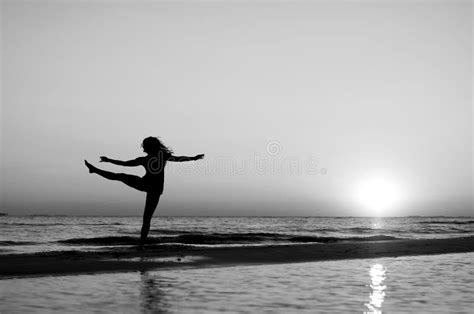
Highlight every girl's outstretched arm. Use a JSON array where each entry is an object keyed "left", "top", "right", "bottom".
[
  {"left": 100, "top": 156, "right": 144, "bottom": 166},
  {"left": 168, "top": 154, "right": 204, "bottom": 162}
]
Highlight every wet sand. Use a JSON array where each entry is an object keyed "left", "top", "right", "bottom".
[{"left": 1, "top": 237, "right": 473, "bottom": 278}]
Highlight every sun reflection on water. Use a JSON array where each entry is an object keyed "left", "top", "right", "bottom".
[
  {"left": 371, "top": 220, "right": 384, "bottom": 230},
  {"left": 365, "top": 263, "right": 387, "bottom": 313}
]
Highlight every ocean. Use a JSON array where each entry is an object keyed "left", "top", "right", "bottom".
[
  {"left": 1, "top": 216, "right": 473, "bottom": 255},
  {"left": 1, "top": 216, "right": 473, "bottom": 313}
]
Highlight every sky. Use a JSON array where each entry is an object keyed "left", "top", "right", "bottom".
[{"left": 1, "top": 0, "right": 472, "bottom": 216}]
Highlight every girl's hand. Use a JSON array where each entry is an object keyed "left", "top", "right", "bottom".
[
  {"left": 194, "top": 154, "right": 205, "bottom": 160},
  {"left": 100, "top": 156, "right": 110, "bottom": 162}
]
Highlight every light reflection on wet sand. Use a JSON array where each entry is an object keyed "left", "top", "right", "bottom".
[
  {"left": 0, "top": 253, "right": 472, "bottom": 313},
  {"left": 365, "top": 263, "right": 387, "bottom": 313}
]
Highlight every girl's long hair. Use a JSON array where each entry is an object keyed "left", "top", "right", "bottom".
[{"left": 142, "top": 136, "right": 173, "bottom": 156}]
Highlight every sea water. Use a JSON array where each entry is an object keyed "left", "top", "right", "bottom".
[
  {"left": 1, "top": 216, "right": 473, "bottom": 254},
  {"left": 1, "top": 253, "right": 472, "bottom": 313},
  {"left": 1, "top": 216, "right": 473, "bottom": 312}
]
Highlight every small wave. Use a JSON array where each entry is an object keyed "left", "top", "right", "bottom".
[
  {"left": 0, "top": 240, "right": 38, "bottom": 246},
  {"left": 59, "top": 236, "right": 138, "bottom": 245},
  {"left": 0, "top": 222, "right": 124, "bottom": 226},
  {"left": 58, "top": 233, "right": 401, "bottom": 246},
  {"left": 407, "top": 227, "right": 474, "bottom": 234},
  {"left": 346, "top": 227, "right": 379, "bottom": 233},
  {"left": 172, "top": 233, "right": 286, "bottom": 244},
  {"left": 418, "top": 220, "right": 474, "bottom": 225},
  {"left": 288, "top": 235, "right": 400, "bottom": 243},
  {"left": 150, "top": 229, "right": 198, "bottom": 235}
]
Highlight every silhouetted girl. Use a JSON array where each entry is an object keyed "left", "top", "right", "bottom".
[{"left": 85, "top": 137, "right": 204, "bottom": 249}]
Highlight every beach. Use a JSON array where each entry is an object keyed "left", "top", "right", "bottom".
[
  {"left": 2, "top": 216, "right": 473, "bottom": 312},
  {"left": 2, "top": 236, "right": 473, "bottom": 278}
]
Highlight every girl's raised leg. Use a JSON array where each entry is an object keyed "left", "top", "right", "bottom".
[{"left": 85, "top": 160, "right": 146, "bottom": 192}]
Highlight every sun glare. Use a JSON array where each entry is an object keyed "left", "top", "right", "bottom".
[{"left": 356, "top": 177, "right": 401, "bottom": 216}]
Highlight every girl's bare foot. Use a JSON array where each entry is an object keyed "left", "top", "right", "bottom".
[{"left": 84, "top": 160, "right": 96, "bottom": 173}]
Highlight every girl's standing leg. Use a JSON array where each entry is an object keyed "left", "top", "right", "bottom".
[{"left": 139, "top": 192, "right": 160, "bottom": 248}]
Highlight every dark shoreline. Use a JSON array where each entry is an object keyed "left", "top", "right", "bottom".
[{"left": 1, "top": 237, "right": 473, "bottom": 279}]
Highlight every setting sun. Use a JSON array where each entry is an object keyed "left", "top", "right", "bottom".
[{"left": 355, "top": 177, "right": 402, "bottom": 216}]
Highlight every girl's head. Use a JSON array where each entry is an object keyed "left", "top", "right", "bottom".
[{"left": 141, "top": 137, "right": 173, "bottom": 156}]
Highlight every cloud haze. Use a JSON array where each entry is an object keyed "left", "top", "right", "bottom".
[{"left": 1, "top": 0, "right": 472, "bottom": 216}]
